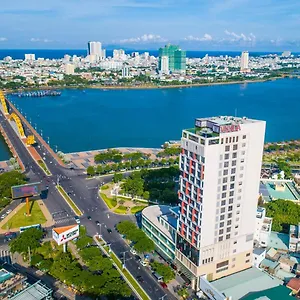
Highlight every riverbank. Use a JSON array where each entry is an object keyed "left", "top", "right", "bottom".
[{"left": 3, "top": 75, "right": 289, "bottom": 93}]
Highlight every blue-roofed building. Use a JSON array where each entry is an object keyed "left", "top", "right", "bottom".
[{"left": 142, "top": 205, "right": 178, "bottom": 261}]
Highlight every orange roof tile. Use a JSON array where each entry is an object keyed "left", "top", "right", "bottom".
[{"left": 53, "top": 224, "right": 77, "bottom": 234}]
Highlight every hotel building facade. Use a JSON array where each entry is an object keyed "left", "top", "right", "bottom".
[{"left": 176, "top": 116, "right": 265, "bottom": 288}]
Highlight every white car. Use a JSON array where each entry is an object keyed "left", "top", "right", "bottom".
[
  {"left": 140, "top": 260, "right": 148, "bottom": 267},
  {"left": 130, "top": 248, "right": 137, "bottom": 255},
  {"left": 6, "top": 209, "right": 12, "bottom": 214}
]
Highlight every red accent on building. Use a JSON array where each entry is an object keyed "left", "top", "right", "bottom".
[
  {"left": 189, "top": 159, "right": 193, "bottom": 173},
  {"left": 192, "top": 209, "right": 195, "bottom": 222},
  {"left": 181, "top": 223, "right": 185, "bottom": 236},
  {"left": 193, "top": 152, "right": 196, "bottom": 160},
  {"left": 192, "top": 231, "right": 195, "bottom": 244},
  {"left": 201, "top": 165, "right": 205, "bottom": 179}
]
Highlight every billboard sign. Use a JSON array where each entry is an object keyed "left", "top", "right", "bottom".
[
  {"left": 52, "top": 224, "right": 79, "bottom": 246},
  {"left": 199, "top": 276, "right": 227, "bottom": 300},
  {"left": 11, "top": 182, "right": 41, "bottom": 199},
  {"left": 220, "top": 124, "right": 241, "bottom": 133}
]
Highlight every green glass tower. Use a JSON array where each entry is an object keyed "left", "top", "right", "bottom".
[{"left": 158, "top": 44, "right": 186, "bottom": 73}]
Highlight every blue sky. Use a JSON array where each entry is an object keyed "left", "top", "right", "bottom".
[{"left": 0, "top": 0, "right": 300, "bottom": 50}]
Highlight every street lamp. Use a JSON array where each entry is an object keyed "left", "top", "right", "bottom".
[{"left": 98, "top": 223, "right": 106, "bottom": 237}]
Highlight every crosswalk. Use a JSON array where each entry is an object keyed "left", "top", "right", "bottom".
[
  {"left": 0, "top": 249, "right": 12, "bottom": 265},
  {"left": 54, "top": 216, "right": 76, "bottom": 225}
]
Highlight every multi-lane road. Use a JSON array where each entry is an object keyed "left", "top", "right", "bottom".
[{"left": 0, "top": 103, "right": 176, "bottom": 300}]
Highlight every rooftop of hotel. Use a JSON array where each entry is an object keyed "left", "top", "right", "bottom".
[
  {"left": 211, "top": 267, "right": 282, "bottom": 300},
  {"left": 195, "top": 115, "right": 261, "bottom": 126}
]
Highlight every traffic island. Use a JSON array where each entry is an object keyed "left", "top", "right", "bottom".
[
  {"left": 56, "top": 185, "right": 82, "bottom": 216},
  {"left": 99, "top": 183, "right": 148, "bottom": 215},
  {"left": 0, "top": 200, "right": 52, "bottom": 232}
]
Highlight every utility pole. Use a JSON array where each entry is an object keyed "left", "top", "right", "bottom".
[{"left": 121, "top": 251, "right": 128, "bottom": 269}]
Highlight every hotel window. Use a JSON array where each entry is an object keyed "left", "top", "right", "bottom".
[
  {"left": 221, "top": 138, "right": 224, "bottom": 144},
  {"left": 225, "top": 145, "right": 230, "bottom": 152},
  {"left": 230, "top": 175, "right": 235, "bottom": 181},
  {"left": 226, "top": 138, "right": 228, "bottom": 143},
  {"left": 242, "top": 143, "right": 246, "bottom": 147},
  {"left": 231, "top": 168, "right": 236, "bottom": 174},
  {"left": 220, "top": 154, "right": 223, "bottom": 160},
  {"left": 232, "top": 160, "right": 236, "bottom": 167},
  {"left": 221, "top": 207, "right": 225, "bottom": 213},
  {"left": 228, "top": 206, "right": 233, "bottom": 212},
  {"left": 241, "top": 151, "right": 245, "bottom": 155},
  {"left": 229, "top": 137, "right": 232, "bottom": 143},
  {"left": 229, "top": 191, "right": 234, "bottom": 197},
  {"left": 246, "top": 259, "right": 250, "bottom": 263},
  {"left": 227, "top": 227, "right": 231, "bottom": 233},
  {"left": 233, "top": 144, "right": 238, "bottom": 150},
  {"left": 222, "top": 185, "right": 227, "bottom": 191},
  {"left": 222, "top": 192, "right": 226, "bottom": 198},
  {"left": 219, "top": 229, "right": 224, "bottom": 235},
  {"left": 228, "top": 213, "right": 232, "bottom": 219},
  {"left": 227, "top": 220, "right": 232, "bottom": 225},
  {"left": 241, "top": 158, "right": 245, "bottom": 163},
  {"left": 220, "top": 214, "right": 225, "bottom": 221},
  {"left": 232, "top": 152, "right": 237, "bottom": 159},
  {"left": 221, "top": 200, "right": 226, "bottom": 206},
  {"left": 225, "top": 153, "right": 229, "bottom": 160},
  {"left": 220, "top": 222, "right": 224, "bottom": 228},
  {"left": 226, "top": 234, "right": 230, "bottom": 240},
  {"left": 223, "top": 170, "right": 228, "bottom": 176},
  {"left": 230, "top": 183, "right": 235, "bottom": 189},
  {"left": 246, "top": 253, "right": 251, "bottom": 257},
  {"left": 236, "top": 136, "right": 239, "bottom": 142},
  {"left": 233, "top": 137, "right": 235, "bottom": 142},
  {"left": 243, "top": 135, "right": 246, "bottom": 139},
  {"left": 224, "top": 162, "right": 229, "bottom": 168},
  {"left": 218, "top": 236, "right": 223, "bottom": 242},
  {"left": 229, "top": 198, "right": 234, "bottom": 204},
  {"left": 233, "top": 241, "right": 237, "bottom": 245},
  {"left": 223, "top": 177, "right": 228, "bottom": 183}
]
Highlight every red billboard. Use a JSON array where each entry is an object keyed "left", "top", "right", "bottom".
[{"left": 11, "top": 182, "right": 41, "bottom": 199}]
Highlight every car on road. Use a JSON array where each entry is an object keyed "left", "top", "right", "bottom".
[
  {"left": 160, "top": 282, "right": 168, "bottom": 289},
  {"left": 6, "top": 209, "right": 12, "bottom": 214},
  {"left": 130, "top": 248, "right": 137, "bottom": 255},
  {"left": 95, "top": 221, "right": 100, "bottom": 226},
  {"left": 87, "top": 216, "right": 92, "bottom": 220},
  {"left": 137, "top": 276, "right": 144, "bottom": 283},
  {"left": 134, "top": 255, "right": 141, "bottom": 261},
  {"left": 140, "top": 260, "right": 148, "bottom": 267},
  {"left": 107, "top": 228, "right": 112, "bottom": 233},
  {"left": 1, "top": 214, "right": 6, "bottom": 219},
  {"left": 74, "top": 216, "right": 80, "bottom": 224}
]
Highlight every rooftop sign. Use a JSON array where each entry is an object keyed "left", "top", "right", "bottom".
[
  {"left": 11, "top": 182, "right": 41, "bottom": 199},
  {"left": 220, "top": 124, "right": 241, "bottom": 133}
]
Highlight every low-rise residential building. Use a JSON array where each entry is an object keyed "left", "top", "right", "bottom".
[
  {"left": 141, "top": 205, "right": 178, "bottom": 261},
  {"left": 279, "top": 256, "right": 295, "bottom": 272},
  {"left": 289, "top": 223, "right": 300, "bottom": 252},
  {"left": 253, "top": 247, "right": 266, "bottom": 268},
  {"left": 255, "top": 207, "right": 272, "bottom": 247},
  {"left": 286, "top": 277, "right": 300, "bottom": 295}
]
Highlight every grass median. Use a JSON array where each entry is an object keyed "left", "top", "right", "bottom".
[
  {"left": 56, "top": 185, "right": 82, "bottom": 216},
  {"left": 110, "top": 252, "right": 149, "bottom": 300},
  {"left": 99, "top": 192, "right": 117, "bottom": 209},
  {"left": 37, "top": 160, "right": 51, "bottom": 175}
]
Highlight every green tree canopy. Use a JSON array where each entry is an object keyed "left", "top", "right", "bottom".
[
  {"left": 86, "top": 166, "right": 95, "bottom": 176},
  {"left": 9, "top": 228, "right": 43, "bottom": 254},
  {"left": 150, "top": 261, "right": 175, "bottom": 283}
]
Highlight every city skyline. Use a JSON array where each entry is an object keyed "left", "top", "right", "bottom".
[{"left": 1, "top": 0, "right": 300, "bottom": 50}]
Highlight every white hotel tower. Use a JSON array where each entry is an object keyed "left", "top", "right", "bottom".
[{"left": 176, "top": 116, "right": 265, "bottom": 288}]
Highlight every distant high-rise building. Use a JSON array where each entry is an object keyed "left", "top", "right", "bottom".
[
  {"left": 160, "top": 56, "right": 169, "bottom": 74},
  {"left": 88, "top": 41, "right": 102, "bottom": 56},
  {"left": 282, "top": 51, "right": 291, "bottom": 57},
  {"left": 176, "top": 116, "right": 265, "bottom": 288},
  {"left": 64, "top": 64, "right": 75, "bottom": 75},
  {"left": 113, "top": 49, "right": 126, "bottom": 60},
  {"left": 158, "top": 44, "right": 186, "bottom": 74},
  {"left": 240, "top": 51, "right": 249, "bottom": 72},
  {"left": 25, "top": 54, "right": 36, "bottom": 61},
  {"left": 122, "top": 66, "right": 130, "bottom": 78}
]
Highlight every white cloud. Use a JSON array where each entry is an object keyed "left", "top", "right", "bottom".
[
  {"left": 30, "top": 38, "right": 52, "bottom": 43},
  {"left": 0, "top": 37, "right": 8, "bottom": 42},
  {"left": 119, "top": 34, "right": 167, "bottom": 44},
  {"left": 184, "top": 33, "right": 213, "bottom": 41},
  {"left": 224, "top": 30, "right": 256, "bottom": 42}
]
